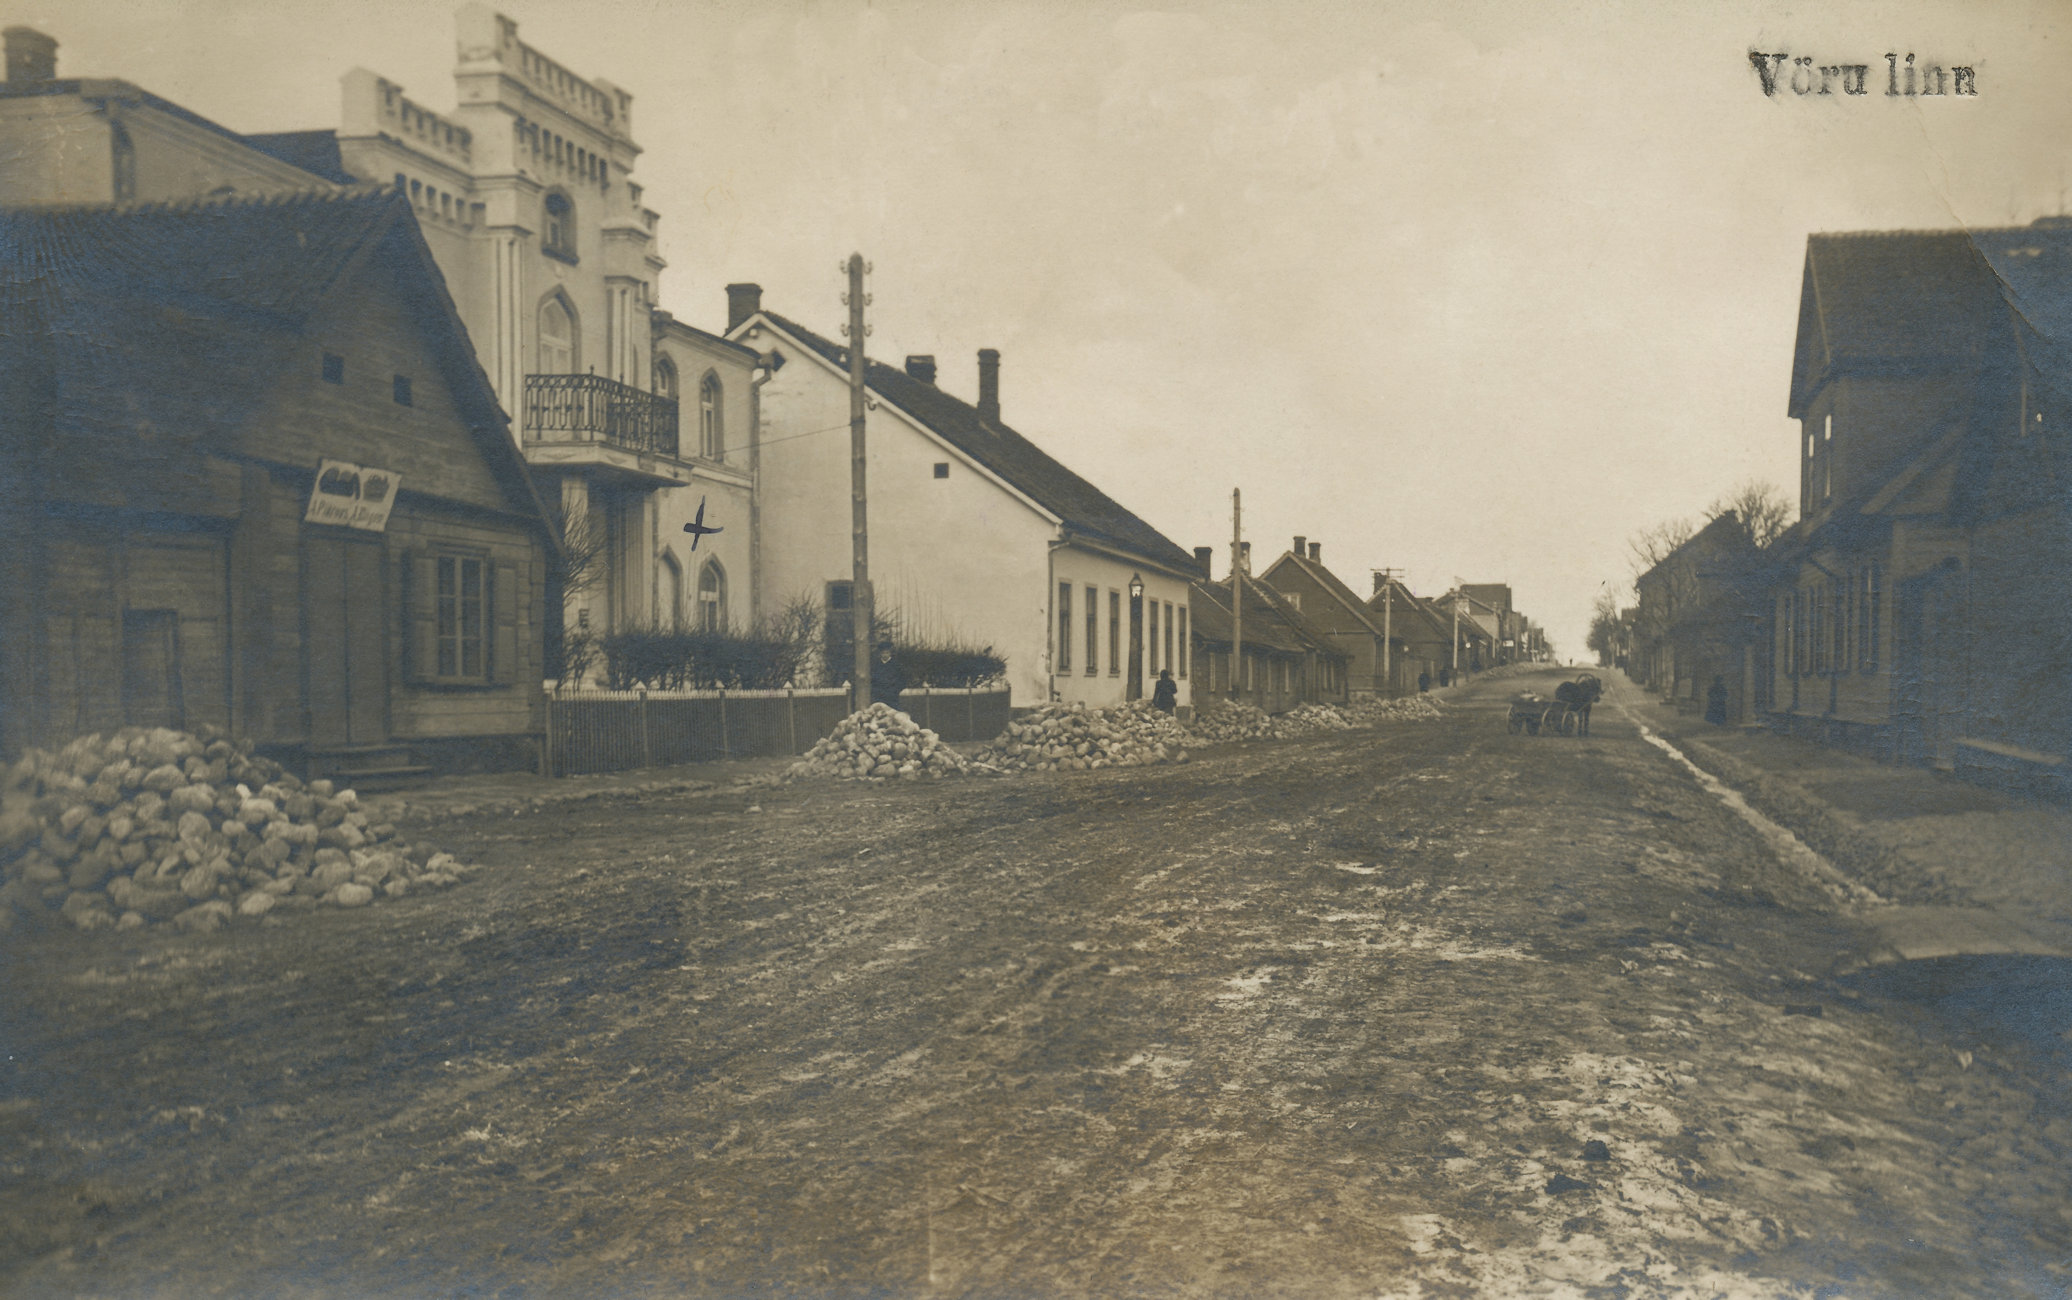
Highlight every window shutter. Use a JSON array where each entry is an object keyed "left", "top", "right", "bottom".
[
  {"left": 409, "top": 552, "right": 439, "bottom": 683},
  {"left": 491, "top": 561, "right": 520, "bottom": 684}
]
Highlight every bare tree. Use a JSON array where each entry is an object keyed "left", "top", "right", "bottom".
[
  {"left": 1628, "top": 517, "right": 1696, "bottom": 578},
  {"left": 1706, "top": 479, "right": 1794, "bottom": 548}
]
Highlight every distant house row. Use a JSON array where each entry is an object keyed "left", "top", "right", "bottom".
[
  {"left": 1629, "top": 218, "right": 2072, "bottom": 796},
  {"left": 0, "top": 16, "right": 1545, "bottom": 775}
]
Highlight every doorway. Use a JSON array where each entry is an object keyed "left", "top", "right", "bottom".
[{"left": 304, "top": 534, "right": 389, "bottom": 747}]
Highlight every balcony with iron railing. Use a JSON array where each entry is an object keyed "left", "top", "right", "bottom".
[{"left": 521, "top": 374, "right": 691, "bottom": 486}]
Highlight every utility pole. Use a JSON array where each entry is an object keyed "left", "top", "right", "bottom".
[
  {"left": 1229, "top": 488, "right": 1243, "bottom": 699},
  {"left": 844, "top": 253, "right": 872, "bottom": 713},
  {"left": 1372, "top": 567, "right": 1402, "bottom": 694},
  {"left": 1451, "top": 578, "right": 1462, "bottom": 678}
]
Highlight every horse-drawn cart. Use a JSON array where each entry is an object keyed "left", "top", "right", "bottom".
[
  {"left": 1506, "top": 675, "right": 1600, "bottom": 737},
  {"left": 1506, "top": 695, "right": 1577, "bottom": 736}
]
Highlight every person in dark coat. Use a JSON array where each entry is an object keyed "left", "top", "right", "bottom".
[
  {"left": 1152, "top": 668, "right": 1177, "bottom": 714},
  {"left": 869, "top": 642, "right": 908, "bottom": 711},
  {"left": 1418, "top": 671, "right": 1431, "bottom": 693},
  {"left": 1704, "top": 674, "right": 1730, "bottom": 725}
]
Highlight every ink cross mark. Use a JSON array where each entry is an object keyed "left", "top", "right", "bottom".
[{"left": 682, "top": 496, "right": 723, "bottom": 550}]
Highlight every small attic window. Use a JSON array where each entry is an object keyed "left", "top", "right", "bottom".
[
  {"left": 392, "top": 374, "right": 414, "bottom": 407},
  {"left": 322, "top": 353, "right": 344, "bottom": 385},
  {"left": 933, "top": 463, "right": 949, "bottom": 479}
]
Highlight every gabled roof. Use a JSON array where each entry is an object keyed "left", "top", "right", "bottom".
[
  {"left": 1788, "top": 226, "right": 2057, "bottom": 417},
  {"left": 745, "top": 310, "right": 1197, "bottom": 575},
  {"left": 0, "top": 188, "right": 555, "bottom": 540},
  {"left": 1190, "top": 575, "right": 1345, "bottom": 658},
  {"left": 1365, "top": 579, "right": 1454, "bottom": 646},
  {"left": 1261, "top": 550, "right": 1388, "bottom": 639}
]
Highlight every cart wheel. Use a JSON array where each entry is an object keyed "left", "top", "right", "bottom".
[{"left": 1559, "top": 712, "right": 1577, "bottom": 736}]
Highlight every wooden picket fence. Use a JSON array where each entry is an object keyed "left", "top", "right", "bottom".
[{"left": 540, "top": 685, "right": 1010, "bottom": 776}]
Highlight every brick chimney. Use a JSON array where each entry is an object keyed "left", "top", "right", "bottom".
[
  {"left": 1293, "top": 535, "right": 1306, "bottom": 559},
  {"left": 904, "top": 355, "right": 936, "bottom": 385},
  {"left": 725, "top": 283, "right": 762, "bottom": 332},
  {"left": 1194, "top": 546, "right": 1214, "bottom": 575},
  {"left": 1373, "top": 571, "right": 1387, "bottom": 596},
  {"left": 4, "top": 28, "right": 57, "bottom": 85},
  {"left": 976, "top": 349, "right": 1000, "bottom": 424},
  {"left": 1309, "top": 542, "right": 1321, "bottom": 562}
]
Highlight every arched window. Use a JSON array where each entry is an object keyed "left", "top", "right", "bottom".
[
  {"left": 543, "top": 190, "right": 576, "bottom": 261},
  {"left": 538, "top": 295, "right": 575, "bottom": 374},
  {"left": 110, "top": 123, "right": 136, "bottom": 203},
  {"left": 653, "top": 357, "right": 681, "bottom": 456},
  {"left": 697, "top": 559, "right": 727, "bottom": 633},
  {"left": 659, "top": 548, "right": 685, "bottom": 629},
  {"left": 698, "top": 372, "right": 724, "bottom": 461}
]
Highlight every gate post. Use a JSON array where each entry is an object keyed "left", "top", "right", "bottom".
[
  {"left": 638, "top": 688, "right": 652, "bottom": 769},
  {"left": 787, "top": 686, "right": 798, "bottom": 754},
  {"left": 719, "top": 688, "right": 730, "bottom": 759}
]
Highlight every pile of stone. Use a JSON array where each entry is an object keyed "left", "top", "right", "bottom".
[
  {"left": 1274, "top": 702, "right": 1360, "bottom": 734},
  {"left": 788, "top": 704, "right": 969, "bottom": 781},
  {"left": 971, "top": 700, "right": 1196, "bottom": 774},
  {"left": 1188, "top": 700, "right": 1280, "bottom": 743},
  {"left": 1344, "top": 693, "right": 1446, "bottom": 724},
  {"left": 0, "top": 726, "right": 474, "bottom": 935}
]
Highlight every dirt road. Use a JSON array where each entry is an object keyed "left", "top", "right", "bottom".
[{"left": 4, "top": 670, "right": 2068, "bottom": 1297}]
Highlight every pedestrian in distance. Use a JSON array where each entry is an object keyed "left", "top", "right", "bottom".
[
  {"left": 1152, "top": 668, "right": 1177, "bottom": 714},
  {"left": 1705, "top": 674, "right": 1729, "bottom": 726},
  {"left": 1418, "top": 671, "right": 1431, "bottom": 693},
  {"left": 870, "top": 640, "right": 908, "bottom": 712}
]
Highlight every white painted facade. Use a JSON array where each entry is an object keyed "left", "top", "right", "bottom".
[{"left": 733, "top": 314, "right": 1194, "bottom": 710}]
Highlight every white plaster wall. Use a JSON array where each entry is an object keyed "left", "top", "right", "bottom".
[
  {"left": 1049, "top": 546, "right": 1194, "bottom": 711},
  {"left": 747, "top": 331, "right": 1058, "bottom": 705}
]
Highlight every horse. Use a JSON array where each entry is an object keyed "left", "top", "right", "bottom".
[{"left": 1554, "top": 673, "right": 1602, "bottom": 736}]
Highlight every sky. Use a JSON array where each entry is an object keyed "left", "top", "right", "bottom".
[{"left": 23, "top": 0, "right": 2072, "bottom": 655}]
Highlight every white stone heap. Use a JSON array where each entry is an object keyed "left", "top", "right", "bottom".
[
  {"left": 0, "top": 727, "right": 476, "bottom": 935},
  {"left": 970, "top": 700, "right": 1198, "bottom": 774},
  {"left": 788, "top": 704, "right": 969, "bottom": 782}
]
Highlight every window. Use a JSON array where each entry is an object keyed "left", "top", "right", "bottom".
[
  {"left": 1148, "top": 599, "right": 1160, "bottom": 672},
  {"left": 660, "top": 549, "right": 684, "bottom": 629},
  {"left": 1057, "top": 581, "right": 1072, "bottom": 674},
  {"left": 933, "top": 463, "right": 950, "bottom": 479},
  {"left": 538, "top": 296, "right": 575, "bottom": 374},
  {"left": 110, "top": 123, "right": 135, "bottom": 203},
  {"left": 653, "top": 358, "right": 680, "bottom": 455},
  {"left": 827, "top": 580, "right": 852, "bottom": 613},
  {"left": 436, "top": 555, "right": 486, "bottom": 679},
  {"left": 1164, "top": 602, "right": 1175, "bottom": 675},
  {"left": 392, "top": 374, "right": 413, "bottom": 406},
  {"left": 698, "top": 560, "right": 727, "bottom": 632},
  {"left": 543, "top": 190, "right": 576, "bottom": 261},
  {"left": 1861, "top": 561, "right": 1882, "bottom": 671},
  {"left": 1109, "top": 591, "right": 1121, "bottom": 676},
  {"left": 699, "top": 373, "right": 724, "bottom": 460},
  {"left": 1178, "top": 608, "right": 1188, "bottom": 678},
  {"left": 1085, "top": 586, "right": 1099, "bottom": 675},
  {"left": 321, "top": 353, "right": 344, "bottom": 385}
]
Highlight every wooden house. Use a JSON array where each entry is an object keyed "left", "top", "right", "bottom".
[
  {"left": 1258, "top": 539, "right": 1392, "bottom": 695},
  {"left": 0, "top": 189, "right": 557, "bottom": 779},
  {"left": 1365, "top": 575, "right": 1454, "bottom": 694},
  {"left": 1189, "top": 572, "right": 1348, "bottom": 713},
  {"left": 1771, "top": 220, "right": 2072, "bottom": 792}
]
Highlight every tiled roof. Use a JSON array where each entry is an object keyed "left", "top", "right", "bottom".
[
  {"left": 1189, "top": 575, "right": 1344, "bottom": 657},
  {"left": 0, "top": 188, "right": 552, "bottom": 536},
  {"left": 756, "top": 310, "right": 1198, "bottom": 574}
]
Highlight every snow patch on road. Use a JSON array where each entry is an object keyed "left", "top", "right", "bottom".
[{"left": 1623, "top": 712, "right": 1884, "bottom": 911}]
